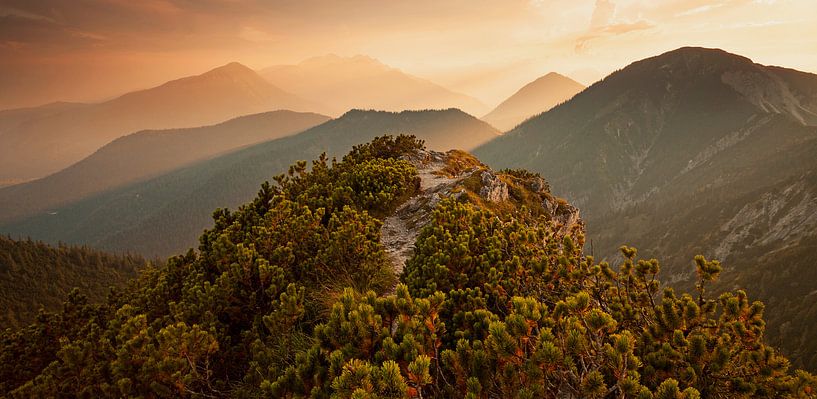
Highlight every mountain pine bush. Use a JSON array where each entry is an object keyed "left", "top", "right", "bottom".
[{"left": 0, "top": 135, "right": 813, "bottom": 398}]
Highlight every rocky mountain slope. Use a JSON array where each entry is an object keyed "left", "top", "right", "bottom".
[
  {"left": 0, "top": 110, "right": 329, "bottom": 224},
  {"left": 482, "top": 72, "right": 585, "bottom": 131},
  {"left": 0, "top": 109, "right": 499, "bottom": 258},
  {"left": 475, "top": 46, "right": 817, "bottom": 369},
  {"left": 0, "top": 62, "right": 314, "bottom": 181}
]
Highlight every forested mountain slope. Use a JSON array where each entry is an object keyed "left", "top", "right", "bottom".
[
  {"left": 474, "top": 46, "right": 817, "bottom": 370},
  {"left": 2, "top": 136, "right": 813, "bottom": 397},
  {"left": 0, "top": 236, "right": 145, "bottom": 329}
]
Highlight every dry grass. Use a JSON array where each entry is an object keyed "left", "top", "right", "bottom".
[{"left": 434, "top": 150, "right": 485, "bottom": 178}]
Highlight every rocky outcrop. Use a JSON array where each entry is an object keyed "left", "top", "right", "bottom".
[
  {"left": 479, "top": 171, "right": 509, "bottom": 202},
  {"left": 530, "top": 176, "right": 550, "bottom": 194},
  {"left": 543, "top": 197, "right": 584, "bottom": 240},
  {"left": 380, "top": 149, "right": 585, "bottom": 275}
]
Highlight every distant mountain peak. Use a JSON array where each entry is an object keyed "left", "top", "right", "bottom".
[
  {"left": 196, "top": 61, "right": 262, "bottom": 81},
  {"left": 665, "top": 46, "right": 750, "bottom": 59},
  {"left": 482, "top": 72, "right": 585, "bottom": 131},
  {"left": 299, "top": 54, "right": 389, "bottom": 69},
  {"left": 261, "top": 56, "right": 488, "bottom": 116},
  {"left": 628, "top": 46, "right": 756, "bottom": 76},
  {"left": 541, "top": 71, "right": 570, "bottom": 79},
  {"left": 342, "top": 108, "right": 465, "bottom": 117},
  {"left": 221, "top": 61, "right": 249, "bottom": 68},
  {"left": 0, "top": 60, "right": 315, "bottom": 181},
  {"left": 528, "top": 72, "right": 583, "bottom": 88},
  {"left": 609, "top": 46, "right": 817, "bottom": 125}
]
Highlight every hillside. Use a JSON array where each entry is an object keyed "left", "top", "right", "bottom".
[
  {"left": 482, "top": 72, "right": 585, "bottom": 131},
  {"left": 0, "top": 102, "right": 87, "bottom": 137},
  {"left": 261, "top": 55, "right": 488, "bottom": 116},
  {"left": 0, "top": 109, "right": 499, "bottom": 258},
  {"left": 0, "top": 235, "right": 145, "bottom": 329},
  {"left": 0, "top": 102, "right": 90, "bottom": 186},
  {"left": 1, "top": 136, "right": 813, "bottom": 397},
  {"left": 0, "top": 62, "right": 314, "bottom": 181},
  {"left": 474, "top": 46, "right": 817, "bottom": 369},
  {"left": 0, "top": 110, "right": 329, "bottom": 224}
]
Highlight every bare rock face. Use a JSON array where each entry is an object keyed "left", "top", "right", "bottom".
[
  {"left": 543, "top": 196, "right": 585, "bottom": 241},
  {"left": 530, "top": 176, "right": 550, "bottom": 194},
  {"left": 479, "top": 171, "right": 509, "bottom": 202}
]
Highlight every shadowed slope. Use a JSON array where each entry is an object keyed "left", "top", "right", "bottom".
[
  {"left": 0, "top": 110, "right": 329, "bottom": 224},
  {"left": 475, "top": 46, "right": 817, "bottom": 370}
]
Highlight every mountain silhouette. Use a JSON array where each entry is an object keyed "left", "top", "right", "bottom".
[
  {"left": 0, "top": 110, "right": 329, "bottom": 224},
  {"left": 483, "top": 72, "right": 585, "bottom": 131},
  {"left": 0, "top": 62, "right": 315, "bottom": 181},
  {"left": 260, "top": 55, "right": 488, "bottom": 116},
  {"left": 1, "top": 109, "right": 499, "bottom": 258}
]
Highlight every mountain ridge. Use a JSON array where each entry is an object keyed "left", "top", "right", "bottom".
[
  {"left": 0, "top": 62, "right": 315, "bottom": 181},
  {"left": 0, "top": 109, "right": 499, "bottom": 257},
  {"left": 260, "top": 54, "right": 488, "bottom": 116},
  {"left": 0, "top": 110, "right": 329, "bottom": 224},
  {"left": 482, "top": 72, "right": 585, "bottom": 131}
]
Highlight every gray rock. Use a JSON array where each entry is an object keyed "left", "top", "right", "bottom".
[
  {"left": 479, "top": 171, "right": 509, "bottom": 202},
  {"left": 531, "top": 176, "right": 550, "bottom": 194}
]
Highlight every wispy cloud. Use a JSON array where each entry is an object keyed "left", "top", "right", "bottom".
[
  {"left": 675, "top": 3, "right": 727, "bottom": 17},
  {"left": 590, "top": 0, "right": 616, "bottom": 28},
  {"left": 575, "top": 0, "right": 654, "bottom": 53},
  {"left": 0, "top": 6, "right": 55, "bottom": 22},
  {"left": 575, "top": 20, "right": 654, "bottom": 53}
]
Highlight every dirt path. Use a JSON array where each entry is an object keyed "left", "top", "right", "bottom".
[{"left": 380, "top": 151, "right": 460, "bottom": 275}]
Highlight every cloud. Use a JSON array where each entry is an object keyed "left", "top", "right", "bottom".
[
  {"left": 574, "top": 20, "right": 655, "bottom": 53},
  {"left": 0, "top": 6, "right": 55, "bottom": 22},
  {"left": 675, "top": 2, "right": 729, "bottom": 17},
  {"left": 590, "top": 0, "right": 616, "bottom": 28}
]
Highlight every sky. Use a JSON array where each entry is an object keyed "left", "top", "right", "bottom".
[{"left": 1, "top": 0, "right": 816, "bottom": 109}]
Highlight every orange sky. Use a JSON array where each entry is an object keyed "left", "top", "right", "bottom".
[{"left": 1, "top": 0, "right": 815, "bottom": 109}]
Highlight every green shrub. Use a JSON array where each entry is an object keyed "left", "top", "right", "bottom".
[{"left": 2, "top": 134, "right": 814, "bottom": 398}]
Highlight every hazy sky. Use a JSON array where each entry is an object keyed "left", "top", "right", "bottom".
[{"left": 1, "top": 0, "right": 815, "bottom": 109}]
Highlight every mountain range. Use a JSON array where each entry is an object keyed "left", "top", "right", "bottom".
[
  {"left": 261, "top": 55, "right": 488, "bottom": 116},
  {"left": 2, "top": 46, "right": 817, "bottom": 370},
  {"left": 0, "top": 110, "right": 329, "bottom": 224},
  {"left": 0, "top": 109, "right": 499, "bottom": 257},
  {"left": 482, "top": 72, "right": 585, "bottom": 131},
  {"left": 474, "top": 46, "right": 817, "bottom": 369},
  {"left": 0, "top": 62, "right": 313, "bottom": 182}
]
